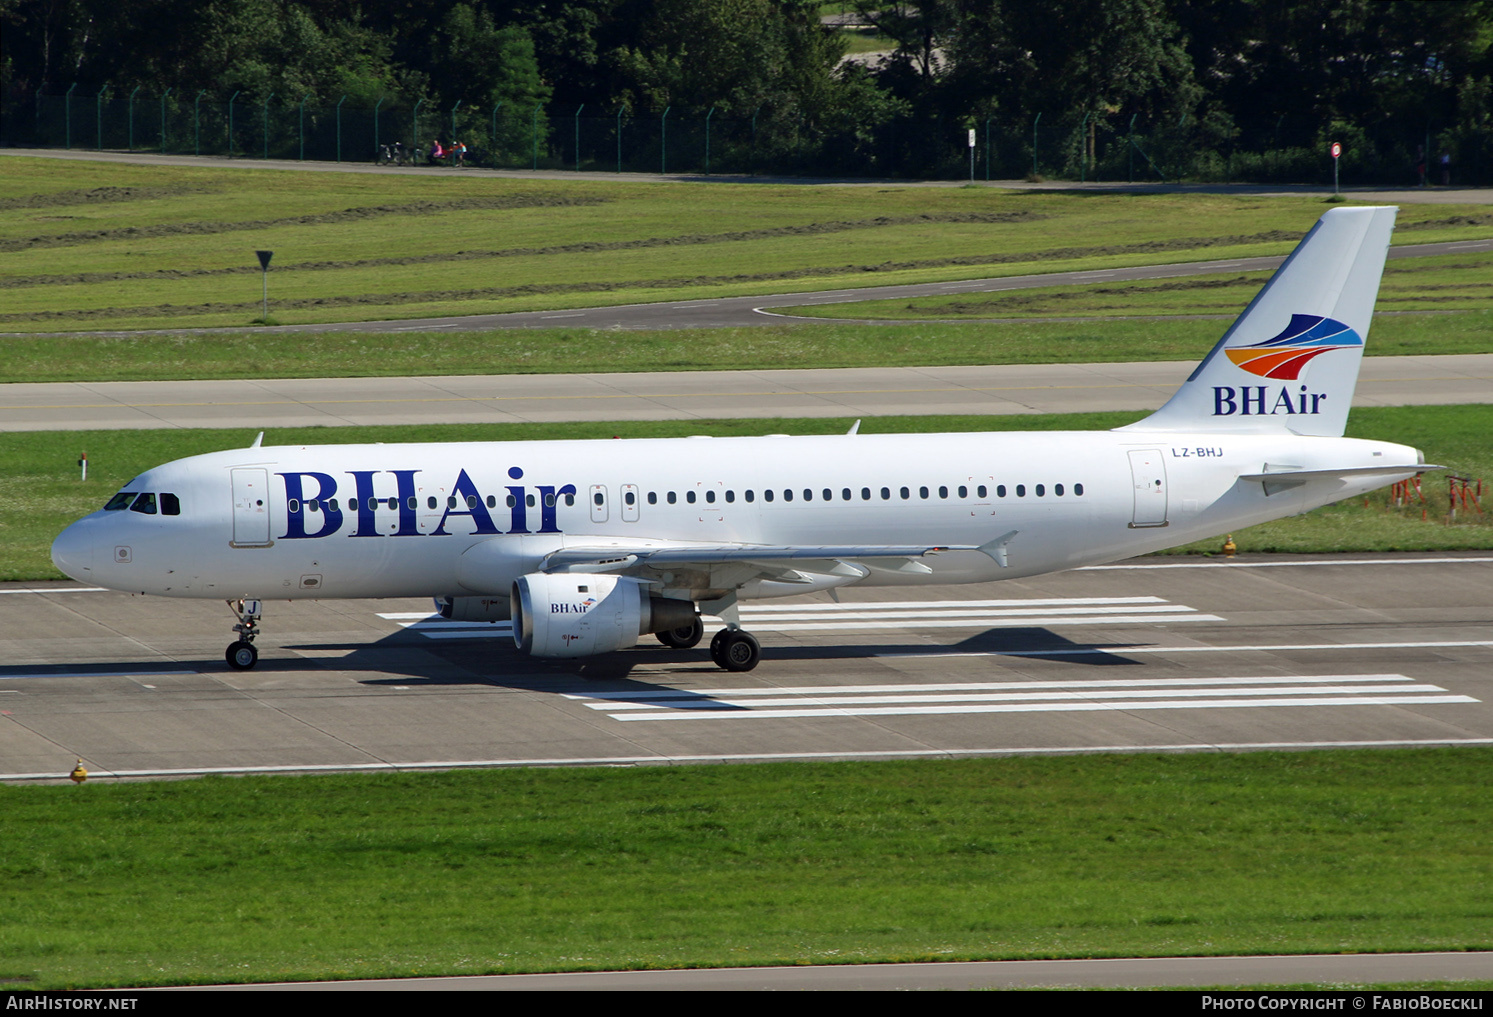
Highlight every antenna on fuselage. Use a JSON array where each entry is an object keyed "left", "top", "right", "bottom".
[
  {"left": 846, "top": 419, "right": 861, "bottom": 436},
  {"left": 249, "top": 431, "right": 264, "bottom": 448}
]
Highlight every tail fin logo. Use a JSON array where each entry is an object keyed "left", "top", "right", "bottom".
[{"left": 1225, "top": 314, "right": 1363, "bottom": 380}]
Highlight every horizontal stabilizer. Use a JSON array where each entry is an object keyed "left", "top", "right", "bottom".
[
  {"left": 1241, "top": 463, "right": 1436, "bottom": 497},
  {"left": 1239, "top": 464, "right": 1438, "bottom": 483}
]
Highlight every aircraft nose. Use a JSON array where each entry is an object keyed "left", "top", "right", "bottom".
[{"left": 51, "top": 520, "right": 95, "bottom": 580}]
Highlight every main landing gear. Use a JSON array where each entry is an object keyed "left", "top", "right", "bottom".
[
  {"left": 655, "top": 615, "right": 705, "bottom": 649},
  {"left": 709, "top": 628, "right": 760, "bottom": 672},
  {"left": 225, "top": 598, "right": 262, "bottom": 670},
  {"left": 653, "top": 612, "right": 760, "bottom": 671}
]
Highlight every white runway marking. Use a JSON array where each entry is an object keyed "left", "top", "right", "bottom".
[
  {"left": 879, "top": 639, "right": 1493, "bottom": 659},
  {"left": 378, "top": 595, "right": 1221, "bottom": 640},
  {"left": 1081, "top": 556, "right": 1493, "bottom": 570},
  {"left": 561, "top": 673, "right": 1477, "bottom": 722}
]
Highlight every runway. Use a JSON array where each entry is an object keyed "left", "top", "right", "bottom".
[
  {"left": 5, "top": 354, "right": 1491, "bottom": 431},
  {"left": 4, "top": 553, "right": 1490, "bottom": 783}
]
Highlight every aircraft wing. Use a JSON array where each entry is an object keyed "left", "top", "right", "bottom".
[{"left": 541, "top": 543, "right": 974, "bottom": 575}]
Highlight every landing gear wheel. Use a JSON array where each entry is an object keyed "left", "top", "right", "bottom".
[
  {"left": 718, "top": 631, "right": 761, "bottom": 672},
  {"left": 226, "top": 640, "right": 259, "bottom": 670},
  {"left": 657, "top": 616, "right": 705, "bottom": 649},
  {"left": 709, "top": 628, "right": 731, "bottom": 667},
  {"left": 225, "top": 598, "right": 263, "bottom": 672}
]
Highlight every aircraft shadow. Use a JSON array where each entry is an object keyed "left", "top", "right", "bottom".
[
  {"left": 278, "top": 624, "right": 1147, "bottom": 696},
  {"left": 0, "top": 624, "right": 1148, "bottom": 700}
]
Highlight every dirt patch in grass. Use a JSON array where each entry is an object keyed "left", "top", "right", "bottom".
[
  {"left": 0, "top": 184, "right": 214, "bottom": 211},
  {"left": 1, "top": 210, "right": 1047, "bottom": 288},
  {"left": 1400, "top": 213, "right": 1493, "bottom": 230},
  {"left": 0, "top": 193, "right": 612, "bottom": 253}
]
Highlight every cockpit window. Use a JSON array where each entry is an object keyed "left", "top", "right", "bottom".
[
  {"left": 104, "top": 492, "right": 136, "bottom": 511},
  {"left": 161, "top": 493, "right": 181, "bottom": 516},
  {"left": 129, "top": 492, "right": 157, "bottom": 515}
]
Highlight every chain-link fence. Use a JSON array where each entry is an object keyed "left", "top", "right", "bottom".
[{"left": 10, "top": 90, "right": 1489, "bottom": 187}]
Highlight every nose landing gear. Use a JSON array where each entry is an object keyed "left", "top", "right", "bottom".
[{"left": 226, "top": 598, "right": 262, "bottom": 670}]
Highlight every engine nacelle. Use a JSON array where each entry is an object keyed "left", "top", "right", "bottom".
[
  {"left": 434, "top": 596, "right": 511, "bottom": 622},
  {"left": 511, "top": 573, "right": 697, "bottom": 658}
]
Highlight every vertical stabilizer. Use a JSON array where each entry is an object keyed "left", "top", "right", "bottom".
[{"left": 1119, "top": 205, "right": 1396, "bottom": 437}]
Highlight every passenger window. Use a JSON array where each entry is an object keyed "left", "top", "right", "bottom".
[
  {"left": 564, "top": 493, "right": 575, "bottom": 506},
  {"left": 899, "top": 487, "right": 910, "bottom": 500},
  {"left": 978, "top": 485, "right": 988, "bottom": 498},
  {"left": 308, "top": 500, "right": 321, "bottom": 513},
  {"left": 958, "top": 486, "right": 967, "bottom": 498},
  {"left": 1035, "top": 484, "right": 1045, "bottom": 497},
  {"left": 996, "top": 485, "right": 1005, "bottom": 498},
  {"left": 938, "top": 486, "right": 948, "bottom": 499},
  {"left": 803, "top": 489, "right": 812, "bottom": 502},
  {"left": 594, "top": 492, "right": 604, "bottom": 506},
  {"left": 288, "top": 499, "right": 301, "bottom": 513},
  {"left": 1075, "top": 483, "right": 1084, "bottom": 496},
  {"left": 706, "top": 490, "right": 716, "bottom": 504},
  {"left": 842, "top": 488, "right": 851, "bottom": 501},
  {"left": 427, "top": 497, "right": 437, "bottom": 509},
  {"left": 506, "top": 494, "right": 516, "bottom": 508},
  {"left": 647, "top": 492, "right": 657, "bottom": 505},
  {"left": 1055, "top": 484, "right": 1064, "bottom": 496},
  {"left": 784, "top": 489, "right": 793, "bottom": 502},
  {"left": 861, "top": 488, "right": 871, "bottom": 500},
  {"left": 447, "top": 497, "right": 457, "bottom": 509},
  {"left": 881, "top": 487, "right": 890, "bottom": 500},
  {"left": 745, "top": 490, "right": 755, "bottom": 503},
  {"left": 726, "top": 490, "right": 735, "bottom": 503},
  {"left": 105, "top": 492, "right": 135, "bottom": 511},
  {"left": 161, "top": 493, "right": 181, "bottom": 516},
  {"left": 667, "top": 491, "right": 677, "bottom": 504},
  {"left": 625, "top": 491, "right": 636, "bottom": 506},
  {"left": 687, "top": 491, "right": 697, "bottom": 504},
  {"left": 919, "top": 486, "right": 929, "bottom": 499},
  {"left": 546, "top": 494, "right": 557, "bottom": 507},
  {"left": 764, "top": 489, "right": 774, "bottom": 502},
  {"left": 1016, "top": 485, "right": 1026, "bottom": 497},
  {"left": 823, "top": 488, "right": 833, "bottom": 501},
  {"left": 466, "top": 495, "right": 477, "bottom": 509}
]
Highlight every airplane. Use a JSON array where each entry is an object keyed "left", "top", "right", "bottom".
[{"left": 51, "top": 205, "right": 1432, "bottom": 673}]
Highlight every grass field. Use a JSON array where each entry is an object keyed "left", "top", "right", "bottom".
[
  {"left": 2, "top": 750, "right": 1489, "bottom": 988},
  {"left": 7, "top": 405, "right": 1489, "bottom": 582},
  {"left": 2, "top": 310, "right": 1490, "bottom": 384},
  {"left": 2, "top": 155, "right": 1490, "bottom": 331}
]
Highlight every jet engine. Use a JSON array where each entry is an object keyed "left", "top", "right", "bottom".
[{"left": 511, "top": 573, "right": 697, "bottom": 658}]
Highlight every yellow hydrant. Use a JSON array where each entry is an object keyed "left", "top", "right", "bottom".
[
  {"left": 1222, "top": 535, "right": 1237, "bottom": 558},
  {"left": 69, "top": 758, "right": 88, "bottom": 783}
]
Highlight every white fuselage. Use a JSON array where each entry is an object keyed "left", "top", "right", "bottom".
[{"left": 51, "top": 429, "right": 1420, "bottom": 603}]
